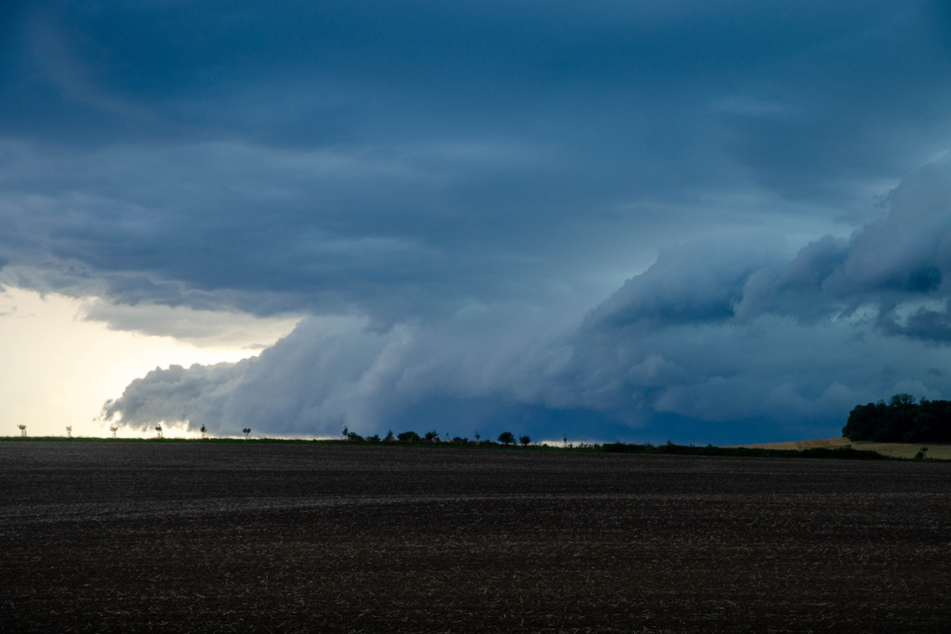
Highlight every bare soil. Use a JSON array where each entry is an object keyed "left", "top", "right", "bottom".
[{"left": 2, "top": 442, "right": 950, "bottom": 632}]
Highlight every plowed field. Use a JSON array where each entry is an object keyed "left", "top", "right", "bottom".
[{"left": 2, "top": 442, "right": 950, "bottom": 632}]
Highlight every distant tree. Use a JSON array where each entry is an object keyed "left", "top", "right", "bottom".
[
  {"left": 66, "top": 426, "right": 72, "bottom": 439},
  {"left": 109, "top": 424, "right": 118, "bottom": 439},
  {"left": 474, "top": 432, "right": 481, "bottom": 444},
  {"left": 397, "top": 430, "right": 420, "bottom": 443},
  {"left": 425, "top": 430, "right": 439, "bottom": 443},
  {"left": 342, "top": 426, "right": 349, "bottom": 440},
  {"left": 200, "top": 424, "right": 206, "bottom": 439},
  {"left": 498, "top": 431, "right": 515, "bottom": 446},
  {"left": 17, "top": 424, "right": 26, "bottom": 437},
  {"left": 384, "top": 429, "right": 394, "bottom": 442},
  {"left": 563, "top": 434, "right": 568, "bottom": 447},
  {"left": 155, "top": 424, "right": 163, "bottom": 439},
  {"left": 367, "top": 434, "right": 381, "bottom": 442},
  {"left": 519, "top": 434, "right": 531, "bottom": 447},
  {"left": 243, "top": 428, "right": 251, "bottom": 439}
]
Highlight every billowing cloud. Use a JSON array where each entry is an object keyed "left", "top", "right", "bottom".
[
  {"left": 562, "top": 157, "right": 951, "bottom": 434},
  {"left": 101, "top": 312, "right": 571, "bottom": 438}
]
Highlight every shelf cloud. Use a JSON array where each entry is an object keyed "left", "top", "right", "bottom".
[{"left": 4, "top": 2, "right": 951, "bottom": 442}]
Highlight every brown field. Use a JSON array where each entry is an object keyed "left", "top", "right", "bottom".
[
  {"left": 738, "top": 437, "right": 951, "bottom": 460},
  {"left": 2, "top": 442, "right": 951, "bottom": 633}
]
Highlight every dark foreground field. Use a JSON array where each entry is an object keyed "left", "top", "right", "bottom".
[{"left": 2, "top": 443, "right": 950, "bottom": 633}]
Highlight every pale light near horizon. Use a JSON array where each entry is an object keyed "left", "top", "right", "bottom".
[{"left": 0, "top": 287, "right": 299, "bottom": 438}]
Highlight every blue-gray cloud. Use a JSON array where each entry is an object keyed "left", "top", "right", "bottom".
[
  {"left": 101, "top": 156, "right": 951, "bottom": 442},
  {"left": 4, "top": 2, "right": 951, "bottom": 442}
]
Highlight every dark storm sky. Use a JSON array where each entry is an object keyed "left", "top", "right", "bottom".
[{"left": 4, "top": 1, "right": 951, "bottom": 442}]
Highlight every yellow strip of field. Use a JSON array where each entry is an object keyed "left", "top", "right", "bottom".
[{"left": 732, "top": 438, "right": 951, "bottom": 459}]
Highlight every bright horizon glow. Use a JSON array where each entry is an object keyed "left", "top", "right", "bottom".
[{"left": 0, "top": 287, "right": 298, "bottom": 438}]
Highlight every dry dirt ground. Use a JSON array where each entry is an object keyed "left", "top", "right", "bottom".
[{"left": 2, "top": 442, "right": 950, "bottom": 633}]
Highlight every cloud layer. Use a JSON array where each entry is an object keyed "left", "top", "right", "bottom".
[
  {"left": 4, "top": 2, "right": 951, "bottom": 442},
  {"left": 99, "top": 158, "right": 951, "bottom": 441}
]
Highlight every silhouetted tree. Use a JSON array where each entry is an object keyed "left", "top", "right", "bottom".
[
  {"left": 498, "top": 431, "right": 515, "bottom": 446},
  {"left": 397, "top": 430, "right": 420, "bottom": 442},
  {"left": 474, "top": 432, "right": 481, "bottom": 444},
  {"left": 243, "top": 428, "right": 251, "bottom": 439},
  {"left": 425, "top": 430, "right": 439, "bottom": 443},
  {"left": 890, "top": 393, "right": 915, "bottom": 407},
  {"left": 384, "top": 429, "right": 394, "bottom": 442},
  {"left": 155, "top": 424, "right": 163, "bottom": 439},
  {"left": 844, "top": 394, "right": 951, "bottom": 443},
  {"left": 109, "top": 424, "right": 118, "bottom": 439},
  {"left": 519, "top": 434, "right": 531, "bottom": 447},
  {"left": 200, "top": 424, "right": 206, "bottom": 439}
]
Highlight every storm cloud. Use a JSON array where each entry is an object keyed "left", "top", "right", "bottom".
[
  {"left": 5, "top": 2, "right": 951, "bottom": 442},
  {"left": 101, "top": 159, "right": 951, "bottom": 442}
]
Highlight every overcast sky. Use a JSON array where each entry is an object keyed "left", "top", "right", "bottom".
[{"left": 4, "top": 1, "right": 951, "bottom": 443}]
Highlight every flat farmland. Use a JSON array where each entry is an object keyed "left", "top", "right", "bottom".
[
  {"left": 735, "top": 438, "right": 951, "bottom": 460},
  {"left": 2, "top": 443, "right": 950, "bottom": 632}
]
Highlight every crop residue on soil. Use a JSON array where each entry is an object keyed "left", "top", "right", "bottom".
[{"left": 2, "top": 443, "right": 950, "bottom": 632}]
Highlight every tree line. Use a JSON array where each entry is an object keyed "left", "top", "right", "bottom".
[
  {"left": 843, "top": 393, "right": 951, "bottom": 443},
  {"left": 341, "top": 427, "right": 535, "bottom": 447}
]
